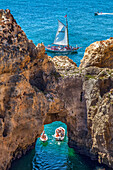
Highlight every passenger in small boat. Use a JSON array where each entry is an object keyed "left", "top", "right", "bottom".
[
  {"left": 42, "top": 131, "right": 46, "bottom": 139},
  {"left": 59, "top": 129, "right": 61, "bottom": 133},
  {"left": 61, "top": 131, "right": 64, "bottom": 137},
  {"left": 56, "top": 131, "right": 59, "bottom": 137},
  {"left": 59, "top": 129, "right": 63, "bottom": 137}
]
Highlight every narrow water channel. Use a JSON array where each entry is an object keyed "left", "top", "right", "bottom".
[{"left": 10, "top": 121, "right": 107, "bottom": 170}]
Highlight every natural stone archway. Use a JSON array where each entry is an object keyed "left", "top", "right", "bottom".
[{"left": 43, "top": 74, "right": 88, "bottom": 156}]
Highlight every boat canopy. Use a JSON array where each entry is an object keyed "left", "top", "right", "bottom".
[{"left": 53, "top": 20, "right": 68, "bottom": 46}]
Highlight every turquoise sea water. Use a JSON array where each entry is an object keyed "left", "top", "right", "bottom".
[
  {"left": 10, "top": 122, "right": 107, "bottom": 170},
  {"left": 1, "top": 0, "right": 113, "bottom": 169},
  {"left": 1, "top": 0, "right": 113, "bottom": 66}
]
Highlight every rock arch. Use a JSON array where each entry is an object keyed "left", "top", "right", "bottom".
[{"left": 43, "top": 75, "right": 88, "bottom": 154}]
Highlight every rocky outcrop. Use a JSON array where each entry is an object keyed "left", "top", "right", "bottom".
[
  {"left": 81, "top": 67, "right": 113, "bottom": 166},
  {"left": 80, "top": 38, "right": 113, "bottom": 69},
  {"left": 0, "top": 9, "right": 59, "bottom": 169},
  {"left": 0, "top": 9, "right": 113, "bottom": 170}
]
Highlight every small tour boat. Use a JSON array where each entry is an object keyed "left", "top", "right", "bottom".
[
  {"left": 40, "top": 131, "right": 48, "bottom": 142},
  {"left": 94, "top": 12, "right": 113, "bottom": 16},
  {"left": 45, "top": 15, "right": 80, "bottom": 54},
  {"left": 94, "top": 12, "right": 103, "bottom": 15},
  {"left": 54, "top": 127, "right": 65, "bottom": 141}
]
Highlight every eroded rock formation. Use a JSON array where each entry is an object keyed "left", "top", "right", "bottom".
[
  {"left": 80, "top": 38, "right": 113, "bottom": 69},
  {"left": 0, "top": 9, "right": 113, "bottom": 170},
  {"left": 0, "top": 9, "right": 59, "bottom": 169}
]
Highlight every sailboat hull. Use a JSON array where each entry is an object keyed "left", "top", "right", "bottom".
[{"left": 45, "top": 46, "right": 79, "bottom": 54}]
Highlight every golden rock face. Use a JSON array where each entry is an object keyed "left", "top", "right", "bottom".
[
  {"left": 0, "top": 9, "right": 113, "bottom": 170},
  {"left": 0, "top": 9, "right": 56, "bottom": 169},
  {"left": 80, "top": 38, "right": 113, "bottom": 69}
]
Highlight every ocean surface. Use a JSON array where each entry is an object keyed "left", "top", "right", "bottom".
[{"left": 1, "top": 0, "right": 113, "bottom": 169}]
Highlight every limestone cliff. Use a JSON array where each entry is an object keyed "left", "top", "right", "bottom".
[
  {"left": 0, "top": 9, "right": 113, "bottom": 170},
  {"left": 80, "top": 38, "right": 113, "bottom": 69},
  {"left": 0, "top": 9, "right": 60, "bottom": 169}
]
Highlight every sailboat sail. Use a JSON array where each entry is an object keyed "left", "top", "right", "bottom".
[
  {"left": 53, "top": 20, "right": 68, "bottom": 46},
  {"left": 45, "top": 17, "right": 80, "bottom": 53}
]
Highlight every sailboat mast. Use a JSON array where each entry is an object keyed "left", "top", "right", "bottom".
[{"left": 66, "top": 16, "right": 69, "bottom": 47}]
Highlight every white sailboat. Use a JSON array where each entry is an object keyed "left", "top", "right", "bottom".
[{"left": 45, "top": 16, "right": 80, "bottom": 53}]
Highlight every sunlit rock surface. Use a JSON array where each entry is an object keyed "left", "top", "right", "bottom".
[
  {"left": 0, "top": 9, "right": 113, "bottom": 170},
  {"left": 80, "top": 38, "right": 113, "bottom": 69},
  {"left": 0, "top": 9, "right": 57, "bottom": 169}
]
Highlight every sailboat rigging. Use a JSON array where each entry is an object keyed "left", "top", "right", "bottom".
[{"left": 45, "top": 16, "right": 80, "bottom": 53}]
